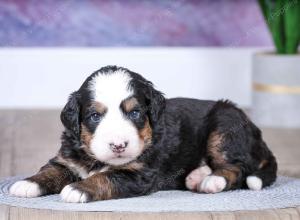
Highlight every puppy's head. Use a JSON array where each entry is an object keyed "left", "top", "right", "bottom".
[{"left": 60, "top": 66, "right": 165, "bottom": 166}]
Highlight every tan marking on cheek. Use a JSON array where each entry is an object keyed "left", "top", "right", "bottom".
[
  {"left": 123, "top": 97, "right": 139, "bottom": 112},
  {"left": 81, "top": 124, "right": 93, "bottom": 147},
  {"left": 207, "top": 131, "right": 226, "bottom": 165},
  {"left": 138, "top": 118, "right": 152, "bottom": 149}
]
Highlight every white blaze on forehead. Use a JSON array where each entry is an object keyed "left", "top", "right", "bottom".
[{"left": 90, "top": 70, "right": 133, "bottom": 105}]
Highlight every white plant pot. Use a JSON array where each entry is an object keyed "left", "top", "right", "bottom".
[{"left": 251, "top": 52, "right": 300, "bottom": 128}]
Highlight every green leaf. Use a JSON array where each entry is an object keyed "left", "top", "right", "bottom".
[
  {"left": 284, "top": 0, "right": 300, "bottom": 54},
  {"left": 258, "top": 0, "right": 285, "bottom": 53},
  {"left": 271, "top": 0, "right": 286, "bottom": 54}
]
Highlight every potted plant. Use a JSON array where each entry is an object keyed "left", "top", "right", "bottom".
[{"left": 251, "top": 0, "right": 300, "bottom": 128}]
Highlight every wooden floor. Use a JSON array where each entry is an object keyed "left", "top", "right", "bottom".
[{"left": 0, "top": 110, "right": 300, "bottom": 220}]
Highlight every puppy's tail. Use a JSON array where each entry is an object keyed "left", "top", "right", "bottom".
[{"left": 246, "top": 154, "right": 277, "bottom": 190}]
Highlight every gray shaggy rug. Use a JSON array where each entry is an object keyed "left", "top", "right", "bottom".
[{"left": 0, "top": 176, "right": 300, "bottom": 212}]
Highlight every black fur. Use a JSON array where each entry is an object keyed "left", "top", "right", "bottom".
[
  {"left": 22, "top": 66, "right": 277, "bottom": 201},
  {"left": 60, "top": 92, "right": 81, "bottom": 137}
]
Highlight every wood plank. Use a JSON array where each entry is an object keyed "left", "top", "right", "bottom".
[
  {"left": 12, "top": 110, "right": 62, "bottom": 176},
  {"left": 278, "top": 164, "right": 300, "bottom": 178},
  {"left": 262, "top": 128, "right": 300, "bottom": 178},
  {"left": 8, "top": 208, "right": 215, "bottom": 220},
  {"left": 234, "top": 209, "right": 281, "bottom": 220},
  {"left": 8, "top": 208, "right": 299, "bottom": 220},
  {"left": 275, "top": 208, "right": 300, "bottom": 220},
  {"left": 0, "top": 111, "right": 15, "bottom": 179},
  {"left": 9, "top": 207, "right": 79, "bottom": 220},
  {"left": 296, "top": 207, "right": 300, "bottom": 218},
  {"left": 262, "top": 128, "right": 300, "bottom": 152},
  {"left": 211, "top": 211, "right": 235, "bottom": 220},
  {"left": 7, "top": 208, "right": 300, "bottom": 220},
  {"left": 0, "top": 205, "right": 9, "bottom": 220},
  {"left": 80, "top": 212, "right": 214, "bottom": 220}
]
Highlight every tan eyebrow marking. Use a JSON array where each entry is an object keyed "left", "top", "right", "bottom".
[
  {"left": 122, "top": 97, "right": 139, "bottom": 112},
  {"left": 91, "top": 101, "right": 107, "bottom": 114}
]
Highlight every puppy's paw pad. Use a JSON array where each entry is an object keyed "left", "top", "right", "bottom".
[
  {"left": 9, "top": 180, "right": 42, "bottom": 198},
  {"left": 60, "top": 185, "right": 88, "bottom": 203},
  {"left": 198, "top": 175, "right": 226, "bottom": 193},
  {"left": 185, "top": 166, "right": 212, "bottom": 190}
]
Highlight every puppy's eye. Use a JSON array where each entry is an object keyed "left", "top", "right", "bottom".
[
  {"left": 128, "top": 110, "right": 141, "bottom": 120},
  {"left": 90, "top": 113, "right": 102, "bottom": 122}
]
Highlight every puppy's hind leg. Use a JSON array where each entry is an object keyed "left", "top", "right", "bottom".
[
  {"left": 198, "top": 130, "right": 243, "bottom": 194},
  {"left": 198, "top": 100, "right": 275, "bottom": 193}
]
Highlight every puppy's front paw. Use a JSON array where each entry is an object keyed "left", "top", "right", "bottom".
[
  {"left": 198, "top": 175, "right": 226, "bottom": 193},
  {"left": 60, "top": 184, "right": 88, "bottom": 203},
  {"left": 9, "top": 180, "right": 42, "bottom": 198}
]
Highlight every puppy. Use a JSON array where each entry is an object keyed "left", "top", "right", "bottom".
[{"left": 9, "top": 66, "right": 277, "bottom": 203}]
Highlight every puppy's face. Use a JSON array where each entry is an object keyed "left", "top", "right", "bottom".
[
  {"left": 61, "top": 67, "right": 165, "bottom": 166},
  {"left": 81, "top": 73, "right": 152, "bottom": 166}
]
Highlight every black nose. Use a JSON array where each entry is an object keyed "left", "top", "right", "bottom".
[{"left": 109, "top": 141, "right": 128, "bottom": 153}]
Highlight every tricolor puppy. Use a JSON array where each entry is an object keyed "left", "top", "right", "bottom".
[{"left": 9, "top": 66, "right": 277, "bottom": 203}]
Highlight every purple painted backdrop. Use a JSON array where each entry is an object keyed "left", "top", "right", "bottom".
[{"left": 0, "top": 0, "right": 272, "bottom": 47}]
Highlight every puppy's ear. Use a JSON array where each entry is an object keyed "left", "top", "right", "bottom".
[
  {"left": 146, "top": 85, "right": 166, "bottom": 125},
  {"left": 60, "top": 92, "right": 81, "bottom": 136}
]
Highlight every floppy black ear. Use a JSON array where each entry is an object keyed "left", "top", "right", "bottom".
[
  {"left": 60, "top": 92, "right": 81, "bottom": 137},
  {"left": 146, "top": 85, "right": 166, "bottom": 125}
]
